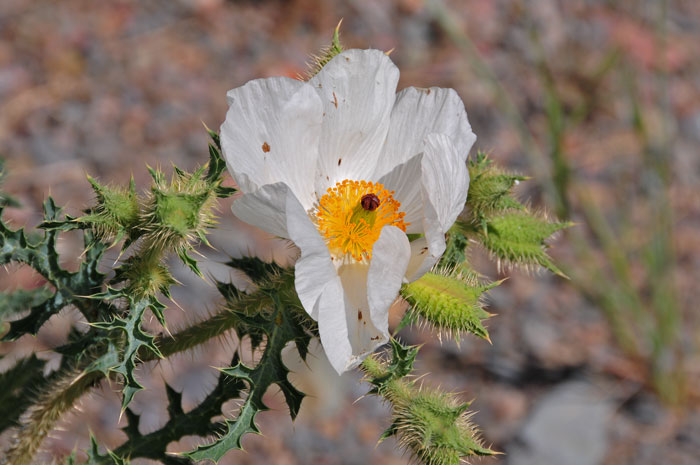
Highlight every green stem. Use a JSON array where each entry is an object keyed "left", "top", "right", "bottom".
[
  {"left": 142, "top": 270, "right": 297, "bottom": 361},
  {"left": 2, "top": 367, "right": 100, "bottom": 465}
]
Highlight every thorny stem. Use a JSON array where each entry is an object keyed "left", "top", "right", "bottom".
[
  {"left": 142, "top": 270, "right": 297, "bottom": 361},
  {"left": 2, "top": 367, "right": 100, "bottom": 465},
  {"left": 2, "top": 271, "right": 297, "bottom": 464}
]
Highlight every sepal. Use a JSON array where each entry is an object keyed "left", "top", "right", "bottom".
[{"left": 305, "top": 19, "right": 344, "bottom": 78}]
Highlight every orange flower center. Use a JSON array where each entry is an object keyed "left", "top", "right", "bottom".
[{"left": 315, "top": 180, "right": 408, "bottom": 261}]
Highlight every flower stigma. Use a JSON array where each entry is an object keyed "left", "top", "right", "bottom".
[
  {"left": 315, "top": 180, "right": 408, "bottom": 261},
  {"left": 361, "top": 193, "right": 380, "bottom": 211}
]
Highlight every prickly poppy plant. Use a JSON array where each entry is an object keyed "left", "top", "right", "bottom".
[
  {"left": 222, "top": 43, "right": 473, "bottom": 373},
  {"left": 0, "top": 26, "right": 568, "bottom": 465}
]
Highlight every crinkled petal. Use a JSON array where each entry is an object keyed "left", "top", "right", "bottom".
[
  {"left": 310, "top": 49, "right": 399, "bottom": 195},
  {"left": 406, "top": 133, "right": 469, "bottom": 281},
  {"left": 375, "top": 86, "right": 476, "bottom": 178},
  {"left": 315, "top": 278, "right": 351, "bottom": 374},
  {"left": 405, "top": 236, "right": 439, "bottom": 282},
  {"left": 287, "top": 199, "right": 337, "bottom": 321},
  {"left": 367, "top": 226, "right": 411, "bottom": 336},
  {"left": 376, "top": 153, "right": 424, "bottom": 234},
  {"left": 317, "top": 264, "right": 388, "bottom": 374},
  {"left": 232, "top": 182, "right": 337, "bottom": 320},
  {"left": 404, "top": 222, "right": 445, "bottom": 282},
  {"left": 230, "top": 182, "right": 292, "bottom": 239},
  {"left": 422, "top": 133, "right": 470, "bottom": 231},
  {"left": 221, "top": 77, "right": 322, "bottom": 209}
]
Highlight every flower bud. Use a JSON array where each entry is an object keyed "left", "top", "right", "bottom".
[
  {"left": 80, "top": 175, "right": 140, "bottom": 242},
  {"left": 401, "top": 271, "right": 498, "bottom": 342}
]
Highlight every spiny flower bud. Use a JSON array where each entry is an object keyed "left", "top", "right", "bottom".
[
  {"left": 140, "top": 165, "right": 219, "bottom": 255},
  {"left": 479, "top": 211, "right": 571, "bottom": 277},
  {"left": 390, "top": 386, "right": 497, "bottom": 465},
  {"left": 401, "top": 270, "right": 499, "bottom": 342},
  {"left": 80, "top": 175, "right": 140, "bottom": 243},
  {"left": 116, "top": 250, "right": 176, "bottom": 301},
  {"left": 362, "top": 341, "right": 497, "bottom": 465},
  {"left": 466, "top": 151, "right": 527, "bottom": 222}
]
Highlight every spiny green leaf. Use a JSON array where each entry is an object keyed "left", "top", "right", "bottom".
[
  {"left": 203, "top": 129, "right": 237, "bottom": 198},
  {"left": 363, "top": 338, "right": 419, "bottom": 392},
  {"left": 205, "top": 132, "right": 227, "bottom": 185},
  {"left": 214, "top": 279, "right": 243, "bottom": 303},
  {"left": 177, "top": 247, "right": 203, "bottom": 278},
  {"left": 204, "top": 122, "right": 221, "bottom": 150},
  {"left": 226, "top": 256, "right": 283, "bottom": 282},
  {"left": 438, "top": 223, "right": 470, "bottom": 270},
  {"left": 0, "top": 286, "right": 53, "bottom": 322},
  {"left": 109, "top": 355, "right": 246, "bottom": 464},
  {"left": 88, "top": 295, "right": 163, "bottom": 410},
  {"left": 215, "top": 185, "right": 237, "bottom": 198},
  {"left": 393, "top": 305, "right": 421, "bottom": 336},
  {"left": 478, "top": 212, "right": 571, "bottom": 276},
  {"left": 82, "top": 434, "right": 131, "bottom": 465},
  {"left": 185, "top": 303, "right": 309, "bottom": 463},
  {"left": 1, "top": 201, "right": 109, "bottom": 340}
]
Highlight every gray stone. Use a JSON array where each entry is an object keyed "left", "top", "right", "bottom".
[{"left": 506, "top": 381, "right": 614, "bottom": 465}]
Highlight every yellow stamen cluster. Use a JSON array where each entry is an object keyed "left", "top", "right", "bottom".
[{"left": 315, "top": 180, "right": 408, "bottom": 261}]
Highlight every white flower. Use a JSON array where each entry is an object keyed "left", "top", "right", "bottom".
[{"left": 221, "top": 49, "right": 475, "bottom": 374}]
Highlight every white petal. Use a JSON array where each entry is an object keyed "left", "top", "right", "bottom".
[
  {"left": 309, "top": 49, "right": 399, "bottom": 195},
  {"left": 318, "top": 265, "right": 388, "bottom": 374},
  {"left": 316, "top": 278, "right": 352, "bottom": 374},
  {"left": 376, "top": 153, "right": 424, "bottom": 233},
  {"left": 287, "top": 198, "right": 337, "bottom": 321},
  {"left": 221, "top": 77, "right": 322, "bottom": 209},
  {"left": 367, "top": 226, "right": 411, "bottom": 336},
  {"left": 422, "top": 133, "right": 469, "bottom": 232},
  {"left": 406, "top": 134, "right": 469, "bottom": 281},
  {"left": 230, "top": 182, "right": 292, "bottom": 239},
  {"left": 374, "top": 87, "right": 476, "bottom": 179},
  {"left": 233, "top": 182, "right": 337, "bottom": 320},
  {"left": 404, "top": 224, "right": 444, "bottom": 282}
]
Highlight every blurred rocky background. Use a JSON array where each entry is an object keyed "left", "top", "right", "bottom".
[{"left": 1, "top": 0, "right": 699, "bottom": 464}]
